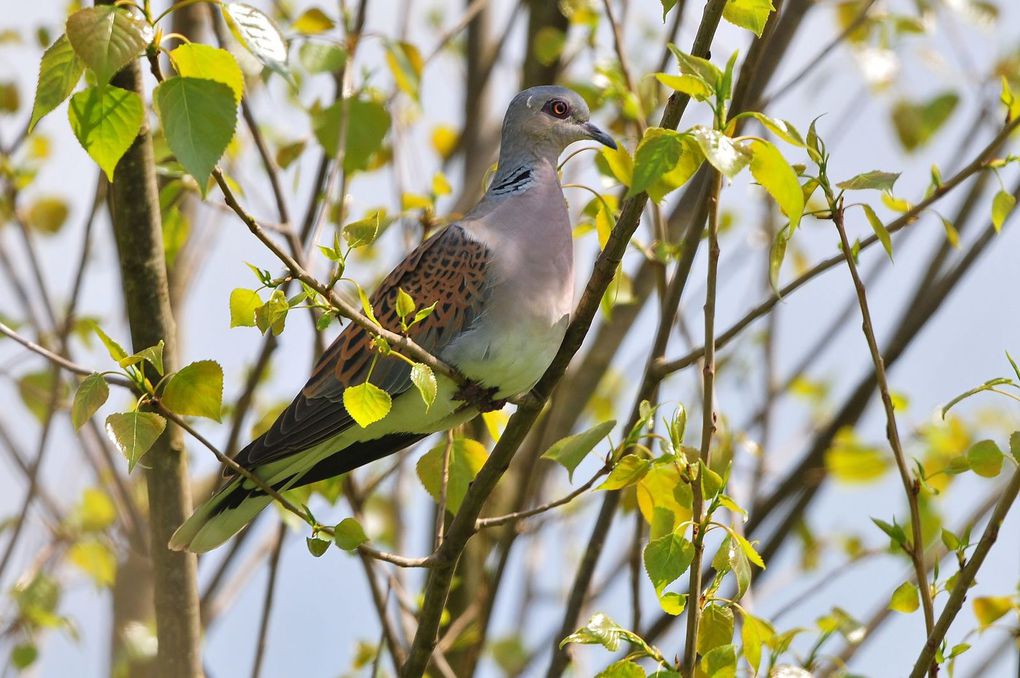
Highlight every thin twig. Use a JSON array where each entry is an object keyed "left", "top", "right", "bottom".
[
  {"left": 831, "top": 203, "right": 936, "bottom": 662},
  {"left": 0, "top": 322, "right": 133, "bottom": 387},
  {"left": 250, "top": 522, "right": 285, "bottom": 678},
  {"left": 474, "top": 465, "right": 609, "bottom": 529}
]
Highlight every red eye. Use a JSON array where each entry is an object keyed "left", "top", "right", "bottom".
[{"left": 547, "top": 99, "right": 570, "bottom": 118}]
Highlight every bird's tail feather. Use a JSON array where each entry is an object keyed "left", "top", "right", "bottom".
[{"left": 169, "top": 476, "right": 273, "bottom": 553}]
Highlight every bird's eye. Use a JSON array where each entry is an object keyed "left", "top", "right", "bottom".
[{"left": 545, "top": 98, "right": 570, "bottom": 119}]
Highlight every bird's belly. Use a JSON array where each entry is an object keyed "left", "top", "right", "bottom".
[{"left": 444, "top": 311, "right": 569, "bottom": 397}]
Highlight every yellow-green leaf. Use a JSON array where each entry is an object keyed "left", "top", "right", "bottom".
[
  {"left": 542, "top": 420, "right": 616, "bottom": 481},
  {"left": 162, "top": 360, "right": 224, "bottom": 421},
  {"left": 72, "top": 374, "right": 109, "bottom": 430},
  {"left": 697, "top": 604, "right": 734, "bottom": 655},
  {"left": 65, "top": 6, "right": 149, "bottom": 85},
  {"left": 655, "top": 73, "right": 712, "bottom": 100},
  {"left": 333, "top": 517, "right": 368, "bottom": 550},
  {"left": 723, "top": 0, "right": 776, "bottom": 36},
  {"left": 837, "top": 170, "right": 900, "bottom": 192},
  {"left": 292, "top": 7, "right": 335, "bottom": 34},
  {"left": 343, "top": 381, "right": 392, "bottom": 428},
  {"left": 105, "top": 411, "right": 166, "bottom": 472},
  {"left": 862, "top": 204, "right": 893, "bottom": 260},
  {"left": 749, "top": 139, "right": 803, "bottom": 230},
  {"left": 25, "top": 196, "right": 69, "bottom": 234},
  {"left": 410, "top": 362, "right": 437, "bottom": 410},
  {"left": 222, "top": 2, "right": 289, "bottom": 74},
  {"left": 29, "top": 34, "right": 83, "bottom": 132},
  {"left": 75, "top": 488, "right": 116, "bottom": 532},
  {"left": 966, "top": 439, "right": 1003, "bottom": 477},
  {"left": 598, "top": 455, "right": 651, "bottom": 490},
  {"left": 416, "top": 437, "right": 488, "bottom": 513},
  {"left": 154, "top": 76, "right": 238, "bottom": 188},
  {"left": 344, "top": 213, "right": 380, "bottom": 248},
  {"left": 312, "top": 97, "right": 391, "bottom": 172},
  {"left": 385, "top": 41, "right": 423, "bottom": 102},
  {"left": 973, "top": 596, "right": 1013, "bottom": 628},
  {"left": 68, "top": 85, "right": 144, "bottom": 181},
  {"left": 889, "top": 581, "right": 920, "bottom": 613},
  {"left": 824, "top": 429, "right": 889, "bottom": 483},
  {"left": 690, "top": 126, "right": 751, "bottom": 178},
  {"left": 643, "top": 531, "right": 694, "bottom": 595},
  {"left": 169, "top": 43, "right": 244, "bottom": 102},
  {"left": 229, "top": 288, "right": 261, "bottom": 327},
  {"left": 629, "top": 128, "right": 683, "bottom": 198},
  {"left": 68, "top": 540, "right": 116, "bottom": 587},
  {"left": 991, "top": 190, "right": 1015, "bottom": 233}
]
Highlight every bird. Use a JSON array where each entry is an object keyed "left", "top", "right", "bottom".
[{"left": 170, "top": 85, "right": 616, "bottom": 552}]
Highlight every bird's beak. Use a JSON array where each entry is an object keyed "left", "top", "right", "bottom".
[{"left": 581, "top": 121, "right": 617, "bottom": 150}]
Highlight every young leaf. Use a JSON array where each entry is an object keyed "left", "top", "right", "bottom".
[
  {"left": 701, "top": 644, "right": 737, "bottom": 677},
  {"left": 410, "top": 363, "right": 437, "bottom": 410},
  {"left": 221, "top": 3, "right": 290, "bottom": 76},
  {"left": 92, "top": 323, "right": 129, "bottom": 362},
  {"left": 343, "top": 382, "right": 392, "bottom": 428},
  {"left": 65, "top": 6, "right": 149, "bottom": 85},
  {"left": 740, "top": 613, "right": 774, "bottom": 673},
  {"left": 105, "top": 411, "right": 166, "bottom": 472},
  {"left": 667, "top": 45, "right": 722, "bottom": 89},
  {"left": 542, "top": 420, "right": 616, "bottom": 481},
  {"left": 385, "top": 41, "right": 423, "bottom": 102},
  {"left": 892, "top": 93, "right": 959, "bottom": 151},
  {"left": 836, "top": 170, "right": 901, "bottom": 192},
  {"left": 153, "top": 76, "right": 238, "bottom": 188},
  {"left": 344, "top": 213, "right": 380, "bottom": 248},
  {"left": 121, "top": 341, "right": 164, "bottom": 375},
  {"left": 871, "top": 517, "right": 907, "bottom": 548},
  {"left": 690, "top": 126, "right": 751, "bottom": 178},
  {"left": 629, "top": 128, "right": 683, "bottom": 198},
  {"left": 723, "top": 0, "right": 776, "bottom": 36},
  {"left": 559, "top": 613, "right": 658, "bottom": 659},
  {"left": 598, "top": 660, "right": 645, "bottom": 678},
  {"left": 654, "top": 73, "right": 712, "bottom": 101},
  {"left": 395, "top": 287, "right": 415, "bottom": 320},
  {"left": 737, "top": 112, "right": 804, "bottom": 146},
  {"left": 861, "top": 204, "right": 893, "bottom": 260},
  {"left": 72, "top": 374, "right": 109, "bottom": 430},
  {"left": 697, "top": 604, "right": 734, "bottom": 655},
  {"left": 75, "top": 488, "right": 116, "bottom": 532},
  {"left": 889, "top": 581, "right": 920, "bottom": 613},
  {"left": 305, "top": 536, "right": 330, "bottom": 557},
  {"left": 972, "top": 596, "right": 1013, "bottom": 627},
  {"left": 18, "top": 371, "right": 69, "bottom": 422},
  {"left": 333, "top": 517, "right": 368, "bottom": 551},
  {"left": 749, "top": 139, "right": 803, "bottom": 230},
  {"left": 299, "top": 42, "right": 347, "bottom": 74},
  {"left": 255, "top": 289, "right": 289, "bottom": 335},
  {"left": 68, "top": 85, "right": 144, "bottom": 181},
  {"left": 643, "top": 531, "right": 695, "bottom": 595},
  {"left": 598, "top": 455, "right": 652, "bottom": 490},
  {"left": 991, "top": 189, "right": 1015, "bottom": 232},
  {"left": 416, "top": 437, "right": 487, "bottom": 513},
  {"left": 229, "top": 288, "right": 261, "bottom": 327},
  {"left": 168, "top": 43, "right": 244, "bottom": 102},
  {"left": 162, "top": 360, "right": 224, "bottom": 421},
  {"left": 312, "top": 98, "right": 391, "bottom": 172},
  {"left": 292, "top": 7, "right": 335, "bottom": 34},
  {"left": 68, "top": 540, "right": 116, "bottom": 587},
  {"left": 29, "top": 35, "right": 83, "bottom": 132},
  {"left": 769, "top": 223, "right": 791, "bottom": 290},
  {"left": 965, "top": 439, "right": 1003, "bottom": 477}
]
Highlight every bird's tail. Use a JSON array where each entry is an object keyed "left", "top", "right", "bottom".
[{"left": 169, "top": 476, "right": 273, "bottom": 553}]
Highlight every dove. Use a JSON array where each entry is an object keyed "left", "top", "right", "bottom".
[{"left": 171, "top": 86, "right": 616, "bottom": 552}]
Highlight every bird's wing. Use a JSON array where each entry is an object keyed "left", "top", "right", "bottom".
[{"left": 232, "top": 224, "right": 491, "bottom": 470}]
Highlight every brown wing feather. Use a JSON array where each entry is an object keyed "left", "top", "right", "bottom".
[{"left": 232, "top": 224, "right": 490, "bottom": 471}]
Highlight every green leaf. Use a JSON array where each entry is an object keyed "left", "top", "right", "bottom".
[
  {"left": 991, "top": 190, "right": 1015, "bottom": 232},
  {"left": 749, "top": 139, "right": 803, "bottom": 230},
  {"left": 343, "top": 381, "right": 392, "bottom": 428},
  {"left": 92, "top": 323, "right": 129, "bottom": 362},
  {"left": 396, "top": 288, "right": 415, "bottom": 320},
  {"left": 740, "top": 613, "right": 774, "bottom": 673},
  {"left": 598, "top": 455, "right": 652, "bottom": 490},
  {"left": 861, "top": 204, "right": 893, "bottom": 260},
  {"left": 697, "top": 604, "right": 734, "bottom": 655},
  {"left": 734, "top": 533, "right": 765, "bottom": 568},
  {"left": 72, "top": 374, "right": 109, "bottom": 430},
  {"left": 542, "top": 420, "right": 616, "bottom": 481},
  {"left": 17, "top": 370, "right": 68, "bottom": 422},
  {"left": 597, "top": 660, "right": 645, "bottom": 678},
  {"left": 11, "top": 644, "right": 38, "bottom": 670},
  {"left": 299, "top": 41, "right": 347, "bottom": 74},
  {"left": 305, "top": 536, "right": 330, "bottom": 557},
  {"left": 891, "top": 93, "right": 959, "bottom": 151},
  {"left": 723, "top": 0, "right": 776, "bottom": 36},
  {"left": 660, "top": 0, "right": 679, "bottom": 22},
  {"left": 312, "top": 97, "right": 391, "bottom": 173},
  {"left": 385, "top": 41, "right": 423, "bottom": 102},
  {"left": 824, "top": 431, "right": 889, "bottom": 483},
  {"left": 154, "top": 76, "right": 238, "bottom": 188},
  {"left": 660, "top": 592, "right": 688, "bottom": 616},
  {"left": 737, "top": 112, "right": 804, "bottom": 146},
  {"left": 690, "top": 126, "right": 751, "bottom": 178},
  {"left": 643, "top": 531, "right": 695, "bottom": 595},
  {"left": 169, "top": 43, "right": 244, "bottom": 102},
  {"left": 1010, "top": 431, "right": 1020, "bottom": 463},
  {"left": 655, "top": 73, "right": 712, "bottom": 101},
  {"left": 769, "top": 223, "right": 791, "bottom": 290},
  {"left": 68, "top": 540, "right": 116, "bottom": 587},
  {"left": 629, "top": 128, "right": 683, "bottom": 198},
  {"left": 333, "top": 517, "right": 368, "bottom": 551},
  {"left": 667, "top": 45, "right": 722, "bottom": 90},
  {"left": 871, "top": 517, "right": 907, "bottom": 548},
  {"left": 65, "top": 6, "right": 149, "bottom": 85},
  {"left": 29, "top": 35, "right": 83, "bottom": 132},
  {"left": 889, "top": 581, "right": 920, "bottom": 613},
  {"left": 973, "top": 596, "right": 1013, "bottom": 627},
  {"left": 222, "top": 2, "right": 290, "bottom": 77},
  {"left": 229, "top": 288, "right": 261, "bottom": 327},
  {"left": 713, "top": 536, "right": 751, "bottom": 598},
  {"left": 559, "top": 613, "right": 658, "bottom": 659},
  {"left": 254, "top": 289, "right": 289, "bottom": 335},
  {"left": 410, "top": 363, "right": 437, "bottom": 410},
  {"left": 121, "top": 341, "right": 164, "bottom": 375},
  {"left": 162, "top": 360, "right": 224, "bottom": 421},
  {"left": 836, "top": 170, "right": 901, "bottom": 192},
  {"left": 105, "top": 411, "right": 166, "bottom": 472},
  {"left": 68, "top": 85, "right": 144, "bottom": 181},
  {"left": 344, "top": 213, "right": 380, "bottom": 248},
  {"left": 701, "top": 643, "right": 737, "bottom": 678},
  {"left": 416, "top": 437, "right": 488, "bottom": 514},
  {"left": 966, "top": 439, "right": 1003, "bottom": 477}
]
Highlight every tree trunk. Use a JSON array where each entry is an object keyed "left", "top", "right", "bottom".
[{"left": 108, "top": 56, "right": 203, "bottom": 678}]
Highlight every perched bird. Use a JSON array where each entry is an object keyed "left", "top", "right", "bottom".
[{"left": 170, "top": 86, "right": 616, "bottom": 552}]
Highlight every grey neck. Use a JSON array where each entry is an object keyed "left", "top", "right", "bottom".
[{"left": 486, "top": 140, "right": 559, "bottom": 198}]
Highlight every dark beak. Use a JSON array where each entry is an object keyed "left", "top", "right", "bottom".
[{"left": 582, "top": 121, "right": 617, "bottom": 150}]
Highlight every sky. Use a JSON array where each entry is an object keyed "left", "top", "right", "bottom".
[{"left": 0, "top": 0, "right": 1018, "bottom": 677}]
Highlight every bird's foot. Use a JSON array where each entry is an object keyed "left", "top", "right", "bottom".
[{"left": 454, "top": 380, "right": 506, "bottom": 412}]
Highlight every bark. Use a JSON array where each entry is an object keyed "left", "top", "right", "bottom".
[{"left": 108, "top": 57, "right": 203, "bottom": 677}]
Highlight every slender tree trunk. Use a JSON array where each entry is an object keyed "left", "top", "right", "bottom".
[{"left": 108, "top": 56, "right": 203, "bottom": 678}]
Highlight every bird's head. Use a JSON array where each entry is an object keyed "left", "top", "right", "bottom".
[{"left": 500, "top": 85, "right": 617, "bottom": 155}]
